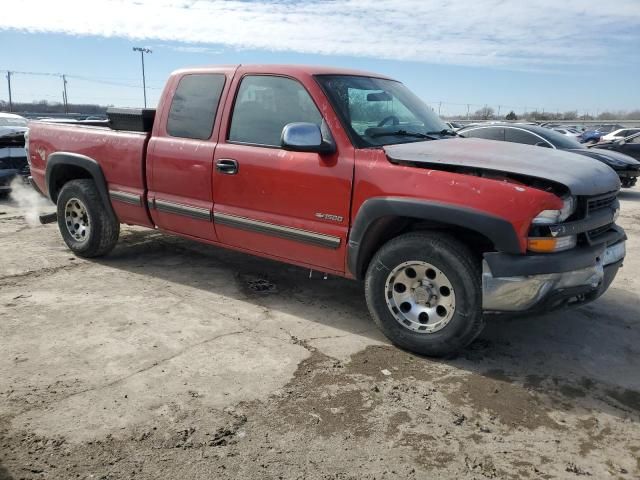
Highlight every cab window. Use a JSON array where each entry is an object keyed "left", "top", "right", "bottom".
[
  {"left": 167, "top": 74, "right": 226, "bottom": 140},
  {"left": 228, "top": 75, "right": 322, "bottom": 147}
]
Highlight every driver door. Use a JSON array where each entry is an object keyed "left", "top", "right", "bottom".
[{"left": 212, "top": 72, "right": 354, "bottom": 273}]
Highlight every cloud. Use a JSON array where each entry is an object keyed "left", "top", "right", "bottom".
[{"left": 2, "top": 0, "right": 639, "bottom": 69}]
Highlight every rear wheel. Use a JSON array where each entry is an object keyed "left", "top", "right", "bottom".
[
  {"left": 56, "top": 179, "right": 119, "bottom": 257},
  {"left": 365, "top": 232, "right": 484, "bottom": 357}
]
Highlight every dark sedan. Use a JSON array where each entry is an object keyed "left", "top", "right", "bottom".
[
  {"left": 592, "top": 131, "right": 640, "bottom": 163},
  {"left": 458, "top": 123, "right": 640, "bottom": 188}
]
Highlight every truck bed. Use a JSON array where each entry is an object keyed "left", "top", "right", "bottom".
[{"left": 28, "top": 121, "right": 152, "bottom": 226}]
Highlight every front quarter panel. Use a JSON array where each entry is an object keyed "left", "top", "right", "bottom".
[{"left": 351, "top": 148, "right": 563, "bottom": 253}]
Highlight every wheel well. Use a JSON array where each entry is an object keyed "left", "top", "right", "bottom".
[
  {"left": 48, "top": 165, "right": 93, "bottom": 203},
  {"left": 355, "top": 216, "right": 495, "bottom": 279}
]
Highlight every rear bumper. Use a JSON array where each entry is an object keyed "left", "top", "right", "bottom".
[{"left": 482, "top": 233, "right": 625, "bottom": 313}]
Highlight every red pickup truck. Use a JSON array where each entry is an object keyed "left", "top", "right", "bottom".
[{"left": 27, "top": 65, "right": 626, "bottom": 356}]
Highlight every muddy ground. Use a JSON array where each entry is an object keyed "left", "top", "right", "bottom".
[{"left": 1, "top": 186, "right": 639, "bottom": 479}]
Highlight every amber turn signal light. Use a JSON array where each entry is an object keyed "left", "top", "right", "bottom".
[{"left": 527, "top": 235, "right": 577, "bottom": 253}]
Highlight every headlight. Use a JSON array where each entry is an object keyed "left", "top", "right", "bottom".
[{"left": 532, "top": 195, "right": 576, "bottom": 225}]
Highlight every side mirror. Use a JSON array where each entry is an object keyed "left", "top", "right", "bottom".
[
  {"left": 535, "top": 141, "right": 552, "bottom": 148},
  {"left": 281, "top": 122, "right": 335, "bottom": 155},
  {"left": 614, "top": 139, "right": 626, "bottom": 146}
]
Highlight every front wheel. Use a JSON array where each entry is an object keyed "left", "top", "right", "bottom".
[
  {"left": 364, "top": 232, "right": 484, "bottom": 357},
  {"left": 56, "top": 179, "right": 120, "bottom": 257}
]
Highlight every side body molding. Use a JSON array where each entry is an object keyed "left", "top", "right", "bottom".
[
  {"left": 45, "top": 152, "right": 112, "bottom": 211},
  {"left": 347, "top": 197, "right": 522, "bottom": 279}
]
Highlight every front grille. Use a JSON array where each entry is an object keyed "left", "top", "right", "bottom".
[
  {"left": 583, "top": 192, "right": 618, "bottom": 244},
  {"left": 0, "top": 155, "right": 28, "bottom": 171},
  {"left": 587, "top": 193, "right": 617, "bottom": 213}
]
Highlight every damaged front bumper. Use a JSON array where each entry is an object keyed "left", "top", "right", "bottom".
[{"left": 482, "top": 234, "right": 625, "bottom": 313}]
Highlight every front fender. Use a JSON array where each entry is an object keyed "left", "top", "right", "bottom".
[{"left": 347, "top": 197, "right": 522, "bottom": 279}]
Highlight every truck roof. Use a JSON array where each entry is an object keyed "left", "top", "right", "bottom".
[{"left": 170, "top": 64, "right": 394, "bottom": 80}]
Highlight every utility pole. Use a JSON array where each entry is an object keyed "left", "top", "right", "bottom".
[
  {"left": 466, "top": 104, "right": 470, "bottom": 120},
  {"left": 6, "top": 71, "right": 12, "bottom": 112},
  {"left": 62, "top": 74, "right": 69, "bottom": 114},
  {"left": 438, "top": 101, "right": 442, "bottom": 116},
  {"left": 133, "top": 47, "right": 152, "bottom": 108},
  {"left": 497, "top": 105, "right": 501, "bottom": 118}
]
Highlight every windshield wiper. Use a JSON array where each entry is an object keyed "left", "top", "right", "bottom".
[
  {"left": 370, "top": 130, "right": 438, "bottom": 140},
  {"left": 426, "top": 129, "right": 458, "bottom": 136}
]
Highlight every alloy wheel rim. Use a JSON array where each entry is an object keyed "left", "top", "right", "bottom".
[
  {"left": 384, "top": 261, "right": 456, "bottom": 333},
  {"left": 64, "top": 198, "right": 90, "bottom": 242}
]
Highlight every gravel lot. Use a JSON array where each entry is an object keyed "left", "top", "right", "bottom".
[{"left": 1, "top": 184, "right": 639, "bottom": 479}]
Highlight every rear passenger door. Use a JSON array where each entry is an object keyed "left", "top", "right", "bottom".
[{"left": 147, "top": 72, "right": 230, "bottom": 241}]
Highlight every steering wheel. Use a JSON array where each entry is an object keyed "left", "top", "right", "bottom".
[{"left": 377, "top": 115, "right": 400, "bottom": 127}]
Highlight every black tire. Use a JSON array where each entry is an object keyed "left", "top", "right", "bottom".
[
  {"left": 364, "top": 232, "right": 484, "bottom": 357},
  {"left": 56, "top": 179, "right": 120, "bottom": 257},
  {"left": 621, "top": 177, "right": 636, "bottom": 189}
]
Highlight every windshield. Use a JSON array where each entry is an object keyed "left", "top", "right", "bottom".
[
  {"left": 315, "top": 75, "right": 448, "bottom": 147},
  {"left": 0, "top": 117, "right": 28, "bottom": 127}
]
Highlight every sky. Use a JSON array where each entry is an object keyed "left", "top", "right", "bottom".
[{"left": 1, "top": 0, "right": 639, "bottom": 117}]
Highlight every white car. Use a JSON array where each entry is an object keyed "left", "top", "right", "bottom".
[
  {"left": 601, "top": 128, "right": 640, "bottom": 142},
  {"left": 0, "top": 112, "right": 29, "bottom": 127},
  {"left": 552, "top": 127, "right": 581, "bottom": 137}
]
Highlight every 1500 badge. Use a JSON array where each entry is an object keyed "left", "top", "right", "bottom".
[{"left": 315, "top": 213, "right": 343, "bottom": 222}]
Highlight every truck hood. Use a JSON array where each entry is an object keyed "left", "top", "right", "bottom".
[{"left": 384, "top": 138, "right": 620, "bottom": 196}]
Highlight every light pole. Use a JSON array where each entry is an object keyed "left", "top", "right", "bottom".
[
  {"left": 6, "top": 71, "right": 12, "bottom": 112},
  {"left": 62, "top": 74, "right": 68, "bottom": 114},
  {"left": 133, "top": 47, "right": 152, "bottom": 108}
]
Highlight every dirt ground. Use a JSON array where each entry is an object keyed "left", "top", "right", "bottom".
[{"left": 1, "top": 184, "right": 639, "bottom": 480}]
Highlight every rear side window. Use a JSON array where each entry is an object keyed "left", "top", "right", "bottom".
[
  {"left": 167, "top": 74, "right": 226, "bottom": 140},
  {"left": 505, "top": 128, "right": 545, "bottom": 146},
  {"left": 228, "top": 75, "right": 322, "bottom": 147},
  {"left": 462, "top": 127, "right": 504, "bottom": 141}
]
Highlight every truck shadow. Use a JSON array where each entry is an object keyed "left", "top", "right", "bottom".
[
  {"left": 102, "top": 228, "right": 640, "bottom": 422},
  {"left": 0, "top": 462, "right": 14, "bottom": 480}
]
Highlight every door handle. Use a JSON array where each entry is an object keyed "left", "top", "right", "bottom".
[{"left": 216, "top": 158, "right": 238, "bottom": 175}]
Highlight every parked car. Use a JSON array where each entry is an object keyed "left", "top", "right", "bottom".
[
  {"left": 592, "top": 131, "right": 640, "bottom": 163},
  {"left": 579, "top": 124, "right": 626, "bottom": 144},
  {"left": 591, "top": 124, "right": 624, "bottom": 134},
  {"left": 27, "top": 65, "right": 625, "bottom": 356},
  {"left": 0, "top": 113, "right": 30, "bottom": 196},
  {"left": 600, "top": 128, "right": 640, "bottom": 142},
  {"left": 552, "top": 127, "right": 581, "bottom": 137},
  {"left": 459, "top": 123, "right": 640, "bottom": 188},
  {"left": 445, "top": 121, "right": 463, "bottom": 131},
  {"left": 580, "top": 129, "right": 604, "bottom": 144}
]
